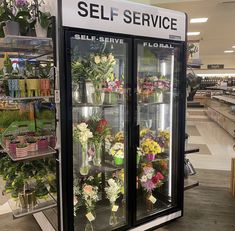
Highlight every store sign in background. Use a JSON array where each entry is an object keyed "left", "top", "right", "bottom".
[{"left": 62, "top": 0, "right": 186, "bottom": 41}]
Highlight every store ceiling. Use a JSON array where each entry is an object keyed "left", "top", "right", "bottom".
[{"left": 129, "top": 0, "right": 235, "bottom": 66}]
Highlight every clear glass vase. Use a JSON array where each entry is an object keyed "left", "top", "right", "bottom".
[
  {"left": 85, "top": 221, "right": 94, "bottom": 231},
  {"left": 109, "top": 203, "right": 118, "bottom": 226},
  {"left": 80, "top": 144, "right": 90, "bottom": 176},
  {"left": 93, "top": 142, "right": 102, "bottom": 166}
]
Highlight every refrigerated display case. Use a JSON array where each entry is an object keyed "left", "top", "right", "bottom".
[{"left": 58, "top": 1, "right": 186, "bottom": 231}]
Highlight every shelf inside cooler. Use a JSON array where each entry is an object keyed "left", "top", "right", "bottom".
[
  {"left": 0, "top": 36, "right": 53, "bottom": 57},
  {"left": 74, "top": 161, "right": 123, "bottom": 177},
  {"left": 8, "top": 193, "right": 57, "bottom": 219},
  {"left": 4, "top": 146, "right": 56, "bottom": 162},
  {"left": 73, "top": 103, "right": 123, "bottom": 108},
  {"left": 136, "top": 195, "right": 173, "bottom": 220},
  {"left": 74, "top": 199, "right": 126, "bottom": 231},
  {"left": 138, "top": 101, "right": 169, "bottom": 106}
]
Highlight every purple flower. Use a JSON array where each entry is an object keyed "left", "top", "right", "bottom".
[{"left": 15, "top": 0, "right": 28, "bottom": 8}]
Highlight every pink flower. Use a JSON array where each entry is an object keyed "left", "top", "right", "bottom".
[{"left": 83, "top": 185, "right": 93, "bottom": 194}]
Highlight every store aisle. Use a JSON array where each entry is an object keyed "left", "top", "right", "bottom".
[
  {"left": 158, "top": 169, "right": 235, "bottom": 231},
  {"left": 186, "top": 109, "right": 235, "bottom": 170}
]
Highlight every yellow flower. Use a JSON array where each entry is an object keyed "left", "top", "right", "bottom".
[
  {"left": 101, "top": 56, "right": 107, "bottom": 62},
  {"left": 94, "top": 56, "right": 101, "bottom": 64}
]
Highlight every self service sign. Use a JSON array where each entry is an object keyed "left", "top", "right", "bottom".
[{"left": 61, "top": 0, "right": 186, "bottom": 41}]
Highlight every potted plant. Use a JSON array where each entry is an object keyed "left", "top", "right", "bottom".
[
  {"left": 37, "top": 137, "right": 48, "bottom": 150},
  {"left": 17, "top": 132, "right": 26, "bottom": 144},
  {"left": 26, "top": 137, "right": 37, "bottom": 152},
  {"left": 16, "top": 143, "right": 28, "bottom": 157},
  {"left": 2, "top": 134, "right": 14, "bottom": 147},
  {"left": 25, "top": 61, "right": 40, "bottom": 97},
  {"left": 39, "top": 63, "right": 51, "bottom": 96},
  {"left": 35, "top": 10, "right": 51, "bottom": 37},
  {"left": 0, "top": 0, "right": 33, "bottom": 37},
  {"left": 9, "top": 140, "right": 20, "bottom": 155}
]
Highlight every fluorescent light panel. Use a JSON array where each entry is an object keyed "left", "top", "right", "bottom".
[
  {"left": 224, "top": 50, "right": 234, "bottom": 53},
  {"left": 190, "top": 18, "right": 208, "bottom": 23},
  {"left": 187, "top": 32, "right": 200, "bottom": 36},
  {"left": 232, "top": 45, "right": 235, "bottom": 49}
]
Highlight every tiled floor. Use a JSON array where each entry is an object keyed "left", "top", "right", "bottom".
[{"left": 186, "top": 108, "right": 235, "bottom": 171}]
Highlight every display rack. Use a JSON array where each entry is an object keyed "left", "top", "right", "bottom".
[
  {"left": 8, "top": 193, "right": 57, "bottom": 219},
  {"left": 0, "top": 35, "right": 57, "bottom": 221}
]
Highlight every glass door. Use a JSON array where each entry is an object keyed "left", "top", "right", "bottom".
[
  {"left": 68, "top": 31, "right": 130, "bottom": 231},
  {"left": 135, "top": 39, "right": 183, "bottom": 221}
]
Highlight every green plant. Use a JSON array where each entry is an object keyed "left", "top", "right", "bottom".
[
  {"left": 3, "top": 53, "right": 13, "bottom": 76},
  {"left": 0, "top": 0, "right": 33, "bottom": 37},
  {"left": 26, "top": 137, "right": 36, "bottom": 143},
  {"left": 38, "top": 11, "right": 51, "bottom": 29},
  {"left": 39, "top": 63, "right": 52, "bottom": 78},
  {"left": 16, "top": 143, "right": 27, "bottom": 148}
]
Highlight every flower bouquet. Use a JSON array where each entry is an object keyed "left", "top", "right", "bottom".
[
  {"left": 140, "top": 138, "right": 161, "bottom": 161},
  {"left": 87, "top": 115, "right": 110, "bottom": 166},
  {"left": 158, "top": 129, "right": 170, "bottom": 149},
  {"left": 139, "top": 163, "right": 164, "bottom": 210},
  {"left": 115, "top": 131, "right": 124, "bottom": 143},
  {"left": 82, "top": 184, "right": 99, "bottom": 215},
  {"left": 140, "top": 163, "right": 164, "bottom": 192},
  {"left": 88, "top": 53, "right": 116, "bottom": 105},
  {"left": 103, "top": 77, "right": 123, "bottom": 105},
  {"left": 109, "top": 142, "right": 124, "bottom": 166},
  {"left": 105, "top": 178, "right": 122, "bottom": 226},
  {"left": 73, "top": 123, "right": 93, "bottom": 175}
]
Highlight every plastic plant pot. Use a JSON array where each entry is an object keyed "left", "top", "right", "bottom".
[
  {"left": 114, "top": 156, "right": 124, "bottom": 166},
  {"left": 146, "top": 154, "right": 156, "bottom": 161}
]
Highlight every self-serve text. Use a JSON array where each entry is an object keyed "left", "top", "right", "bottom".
[{"left": 77, "top": 1, "right": 178, "bottom": 31}]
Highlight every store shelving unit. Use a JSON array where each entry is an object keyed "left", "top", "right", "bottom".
[{"left": 0, "top": 35, "right": 57, "bottom": 220}]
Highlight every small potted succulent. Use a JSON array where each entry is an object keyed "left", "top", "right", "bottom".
[
  {"left": 37, "top": 137, "right": 49, "bottom": 150},
  {"left": 9, "top": 140, "right": 20, "bottom": 155},
  {"left": 26, "top": 137, "right": 38, "bottom": 152},
  {"left": 17, "top": 133, "right": 26, "bottom": 144},
  {"left": 16, "top": 143, "right": 28, "bottom": 157},
  {"left": 3, "top": 134, "right": 14, "bottom": 149}
]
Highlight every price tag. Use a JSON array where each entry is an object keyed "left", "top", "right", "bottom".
[
  {"left": 112, "top": 205, "right": 119, "bottom": 212},
  {"left": 148, "top": 195, "right": 157, "bottom": 204},
  {"left": 86, "top": 212, "right": 95, "bottom": 222}
]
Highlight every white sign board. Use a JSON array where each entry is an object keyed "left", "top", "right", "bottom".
[{"left": 62, "top": 0, "right": 186, "bottom": 41}]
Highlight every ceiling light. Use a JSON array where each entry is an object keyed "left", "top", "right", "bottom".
[
  {"left": 224, "top": 50, "right": 234, "bottom": 53},
  {"left": 187, "top": 32, "right": 200, "bottom": 36},
  {"left": 190, "top": 18, "right": 208, "bottom": 23},
  {"left": 232, "top": 45, "right": 235, "bottom": 49}
]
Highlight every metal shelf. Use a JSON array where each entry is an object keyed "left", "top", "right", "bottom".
[
  {"left": 2, "top": 145, "right": 56, "bottom": 162},
  {"left": 8, "top": 193, "right": 57, "bottom": 219},
  {"left": 0, "top": 96, "right": 54, "bottom": 102},
  {"left": 0, "top": 36, "right": 53, "bottom": 57}
]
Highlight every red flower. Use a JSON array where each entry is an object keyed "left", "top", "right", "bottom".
[
  {"left": 152, "top": 175, "right": 159, "bottom": 184},
  {"left": 96, "top": 119, "right": 108, "bottom": 133},
  {"left": 152, "top": 172, "right": 164, "bottom": 184},
  {"left": 156, "top": 172, "right": 164, "bottom": 180}
]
